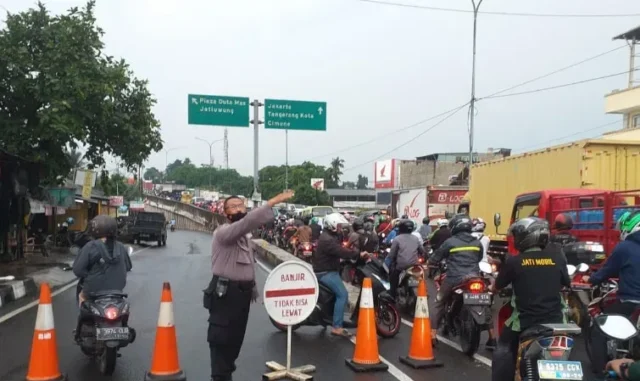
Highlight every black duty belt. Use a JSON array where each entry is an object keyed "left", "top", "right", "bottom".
[{"left": 211, "top": 275, "right": 255, "bottom": 291}]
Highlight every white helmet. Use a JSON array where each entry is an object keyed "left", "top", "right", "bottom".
[
  {"left": 437, "top": 218, "right": 448, "bottom": 227},
  {"left": 323, "top": 212, "right": 349, "bottom": 232}
]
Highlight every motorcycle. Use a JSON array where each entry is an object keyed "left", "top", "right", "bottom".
[
  {"left": 584, "top": 278, "right": 640, "bottom": 367},
  {"left": 396, "top": 263, "right": 425, "bottom": 316},
  {"left": 437, "top": 261, "right": 495, "bottom": 356},
  {"left": 170, "top": 224, "right": 175, "bottom": 232},
  {"left": 513, "top": 322, "right": 583, "bottom": 381},
  {"left": 597, "top": 315, "right": 640, "bottom": 380},
  {"left": 269, "top": 255, "right": 401, "bottom": 338},
  {"left": 74, "top": 246, "right": 136, "bottom": 375},
  {"left": 297, "top": 241, "right": 314, "bottom": 263}
]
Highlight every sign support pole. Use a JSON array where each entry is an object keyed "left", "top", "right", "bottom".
[
  {"left": 286, "top": 325, "right": 292, "bottom": 370},
  {"left": 251, "top": 100, "right": 263, "bottom": 207},
  {"left": 285, "top": 130, "right": 289, "bottom": 190}
]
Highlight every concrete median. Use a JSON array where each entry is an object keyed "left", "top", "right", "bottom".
[{"left": 252, "top": 238, "right": 360, "bottom": 313}]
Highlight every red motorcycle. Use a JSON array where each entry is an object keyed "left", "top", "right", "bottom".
[
  {"left": 435, "top": 261, "right": 495, "bottom": 356},
  {"left": 297, "top": 241, "right": 314, "bottom": 263}
]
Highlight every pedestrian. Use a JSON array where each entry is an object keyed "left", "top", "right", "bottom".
[{"left": 204, "top": 190, "right": 294, "bottom": 381}]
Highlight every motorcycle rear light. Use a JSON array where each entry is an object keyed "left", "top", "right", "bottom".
[
  {"left": 468, "top": 281, "right": 485, "bottom": 293},
  {"left": 418, "top": 257, "right": 425, "bottom": 264},
  {"left": 105, "top": 307, "right": 119, "bottom": 320}
]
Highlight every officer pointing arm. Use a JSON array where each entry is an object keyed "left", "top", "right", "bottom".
[{"left": 206, "top": 190, "right": 294, "bottom": 381}]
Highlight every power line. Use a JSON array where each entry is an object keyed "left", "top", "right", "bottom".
[
  {"left": 305, "top": 102, "right": 469, "bottom": 161},
  {"left": 359, "top": 0, "right": 640, "bottom": 18},
  {"left": 483, "top": 45, "right": 628, "bottom": 99},
  {"left": 479, "top": 69, "right": 639, "bottom": 100},
  {"left": 514, "top": 120, "right": 622, "bottom": 152},
  {"left": 343, "top": 103, "right": 469, "bottom": 171}
]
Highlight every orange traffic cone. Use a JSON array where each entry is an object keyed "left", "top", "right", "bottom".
[
  {"left": 25, "top": 283, "right": 67, "bottom": 381},
  {"left": 399, "top": 278, "right": 443, "bottom": 369},
  {"left": 345, "top": 278, "right": 388, "bottom": 372},
  {"left": 144, "top": 282, "right": 186, "bottom": 381}
]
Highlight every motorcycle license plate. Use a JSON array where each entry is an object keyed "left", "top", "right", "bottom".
[
  {"left": 302, "top": 251, "right": 312, "bottom": 256},
  {"left": 537, "top": 360, "right": 583, "bottom": 380},
  {"left": 96, "top": 327, "right": 129, "bottom": 341},
  {"left": 463, "top": 293, "right": 492, "bottom": 305}
]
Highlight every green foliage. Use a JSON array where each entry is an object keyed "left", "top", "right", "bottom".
[
  {"left": 0, "top": 1, "right": 163, "bottom": 184},
  {"left": 97, "top": 171, "right": 141, "bottom": 201},
  {"left": 356, "top": 174, "right": 369, "bottom": 189},
  {"left": 259, "top": 162, "right": 332, "bottom": 205}
]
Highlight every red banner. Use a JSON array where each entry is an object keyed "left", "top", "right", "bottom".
[{"left": 428, "top": 190, "right": 466, "bottom": 204}]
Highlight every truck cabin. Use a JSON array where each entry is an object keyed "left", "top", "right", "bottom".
[{"left": 496, "top": 189, "right": 640, "bottom": 256}]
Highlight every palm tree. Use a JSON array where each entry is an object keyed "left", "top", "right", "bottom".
[
  {"left": 329, "top": 157, "right": 345, "bottom": 186},
  {"left": 65, "top": 148, "right": 86, "bottom": 179}
]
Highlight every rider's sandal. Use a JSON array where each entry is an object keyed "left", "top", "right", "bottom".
[{"left": 331, "top": 329, "right": 353, "bottom": 338}]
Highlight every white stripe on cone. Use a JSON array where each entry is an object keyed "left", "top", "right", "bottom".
[
  {"left": 157, "top": 301, "right": 175, "bottom": 327},
  {"left": 414, "top": 296, "right": 429, "bottom": 319},
  {"left": 360, "top": 287, "right": 374, "bottom": 309},
  {"left": 34, "top": 304, "right": 55, "bottom": 331}
]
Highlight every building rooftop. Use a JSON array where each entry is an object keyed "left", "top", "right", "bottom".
[
  {"left": 415, "top": 149, "right": 511, "bottom": 162},
  {"left": 326, "top": 188, "right": 376, "bottom": 197}
]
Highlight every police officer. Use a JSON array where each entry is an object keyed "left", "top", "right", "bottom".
[{"left": 206, "top": 190, "right": 294, "bottom": 381}]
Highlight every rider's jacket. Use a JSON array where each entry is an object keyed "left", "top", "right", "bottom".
[
  {"left": 590, "top": 231, "right": 640, "bottom": 302},
  {"left": 72, "top": 239, "right": 131, "bottom": 294},
  {"left": 313, "top": 231, "right": 359, "bottom": 273},
  {"left": 429, "top": 227, "right": 452, "bottom": 251},
  {"left": 428, "top": 232, "right": 482, "bottom": 285},
  {"left": 495, "top": 246, "right": 570, "bottom": 332},
  {"left": 389, "top": 233, "right": 424, "bottom": 270},
  {"left": 549, "top": 232, "right": 579, "bottom": 247}
]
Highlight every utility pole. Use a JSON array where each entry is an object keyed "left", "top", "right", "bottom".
[
  {"left": 224, "top": 128, "right": 229, "bottom": 170},
  {"left": 468, "top": 0, "right": 483, "bottom": 183}
]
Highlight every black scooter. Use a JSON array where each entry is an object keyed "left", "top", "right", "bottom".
[{"left": 268, "top": 257, "right": 401, "bottom": 338}]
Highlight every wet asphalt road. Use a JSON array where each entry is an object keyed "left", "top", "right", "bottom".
[{"left": 0, "top": 230, "right": 492, "bottom": 381}]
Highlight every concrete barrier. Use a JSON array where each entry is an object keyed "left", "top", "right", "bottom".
[
  {"left": 144, "top": 195, "right": 226, "bottom": 233},
  {"left": 252, "top": 238, "right": 360, "bottom": 312}
]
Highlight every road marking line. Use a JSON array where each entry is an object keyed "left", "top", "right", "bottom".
[
  {"left": 400, "top": 318, "right": 493, "bottom": 367},
  {"left": 0, "top": 247, "right": 150, "bottom": 324},
  {"left": 256, "top": 260, "right": 417, "bottom": 381}
]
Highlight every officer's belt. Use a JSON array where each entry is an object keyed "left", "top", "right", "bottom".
[{"left": 211, "top": 275, "right": 255, "bottom": 291}]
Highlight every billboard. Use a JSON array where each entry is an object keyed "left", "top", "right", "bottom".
[
  {"left": 310, "top": 178, "right": 325, "bottom": 191},
  {"left": 374, "top": 159, "right": 397, "bottom": 189}
]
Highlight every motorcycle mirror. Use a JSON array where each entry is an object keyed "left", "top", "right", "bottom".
[
  {"left": 577, "top": 263, "right": 589, "bottom": 273},
  {"left": 479, "top": 261, "right": 493, "bottom": 274},
  {"left": 566, "top": 264, "right": 577, "bottom": 276},
  {"left": 594, "top": 314, "right": 638, "bottom": 341},
  {"left": 493, "top": 213, "right": 501, "bottom": 227}
]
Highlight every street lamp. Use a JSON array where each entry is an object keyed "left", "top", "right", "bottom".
[
  {"left": 195, "top": 137, "right": 224, "bottom": 189},
  {"left": 467, "top": 0, "right": 483, "bottom": 183}
]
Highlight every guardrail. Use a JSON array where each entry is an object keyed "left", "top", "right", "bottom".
[{"left": 144, "top": 195, "right": 227, "bottom": 233}]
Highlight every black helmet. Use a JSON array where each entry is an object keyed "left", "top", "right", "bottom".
[
  {"left": 303, "top": 215, "right": 311, "bottom": 225},
  {"left": 401, "top": 214, "right": 409, "bottom": 219},
  {"left": 422, "top": 217, "right": 429, "bottom": 224},
  {"left": 448, "top": 214, "right": 473, "bottom": 235},
  {"left": 352, "top": 219, "right": 364, "bottom": 231},
  {"left": 554, "top": 213, "right": 574, "bottom": 231},
  {"left": 398, "top": 219, "right": 415, "bottom": 234},
  {"left": 88, "top": 215, "right": 117, "bottom": 238},
  {"left": 508, "top": 217, "right": 550, "bottom": 252},
  {"left": 363, "top": 221, "right": 374, "bottom": 232}
]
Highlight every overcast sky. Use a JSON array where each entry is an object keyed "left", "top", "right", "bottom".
[{"left": 3, "top": 0, "right": 640, "bottom": 182}]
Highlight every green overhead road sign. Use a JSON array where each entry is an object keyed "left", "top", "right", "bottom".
[
  {"left": 264, "top": 99, "right": 327, "bottom": 131},
  {"left": 188, "top": 94, "right": 250, "bottom": 127}
]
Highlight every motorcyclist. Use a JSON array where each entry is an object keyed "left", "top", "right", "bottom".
[
  {"left": 362, "top": 219, "right": 379, "bottom": 253},
  {"left": 491, "top": 217, "right": 570, "bottom": 381},
  {"left": 585, "top": 210, "right": 640, "bottom": 373},
  {"left": 549, "top": 213, "right": 578, "bottom": 247},
  {"left": 376, "top": 215, "right": 392, "bottom": 236},
  {"left": 418, "top": 217, "right": 432, "bottom": 241},
  {"left": 348, "top": 219, "right": 367, "bottom": 251},
  {"left": 428, "top": 214, "right": 483, "bottom": 342},
  {"left": 383, "top": 219, "right": 400, "bottom": 245},
  {"left": 471, "top": 217, "right": 498, "bottom": 349},
  {"left": 313, "top": 212, "right": 367, "bottom": 337},
  {"left": 429, "top": 219, "right": 451, "bottom": 251},
  {"left": 388, "top": 219, "right": 424, "bottom": 299},
  {"left": 72, "top": 215, "right": 132, "bottom": 343},
  {"left": 310, "top": 217, "right": 322, "bottom": 241},
  {"left": 293, "top": 216, "right": 313, "bottom": 257}
]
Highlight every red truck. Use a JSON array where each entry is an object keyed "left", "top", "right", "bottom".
[{"left": 489, "top": 189, "right": 640, "bottom": 257}]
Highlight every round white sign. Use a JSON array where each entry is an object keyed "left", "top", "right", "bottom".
[{"left": 263, "top": 260, "right": 319, "bottom": 326}]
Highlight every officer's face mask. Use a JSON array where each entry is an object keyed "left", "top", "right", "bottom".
[{"left": 228, "top": 212, "right": 247, "bottom": 223}]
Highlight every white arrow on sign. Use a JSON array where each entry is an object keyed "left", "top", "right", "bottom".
[
  {"left": 318, "top": 107, "right": 323, "bottom": 115},
  {"left": 191, "top": 98, "right": 199, "bottom": 105}
]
